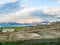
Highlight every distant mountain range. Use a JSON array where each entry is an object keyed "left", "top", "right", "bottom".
[
  {"left": 0, "top": 22, "right": 32, "bottom": 27},
  {"left": 32, "top": 21, "right": 60, "bottom": 26},
  {"left": 0, "top": 21, "right": 60, "bottom": 27}
]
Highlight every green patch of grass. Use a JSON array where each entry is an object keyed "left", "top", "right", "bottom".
[
  {"left": 0, "top": 26, "right": 25, "bottom": 32},
  {"left": 0, "top": 41, "right": 60, "bottom": 45}
]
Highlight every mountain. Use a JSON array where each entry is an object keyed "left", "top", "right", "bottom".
[
  {"left": 0, "top": 22, "right": 32, "bottom": 27},
  {"left": 0, "top": 21, "right": 60, "bottom": 27},
  {"left": 27, "top": 21, "right": 60, "bottom": 30}
]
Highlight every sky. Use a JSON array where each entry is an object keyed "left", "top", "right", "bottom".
[{"left": 0, "top": 0, "right": 60, "bottom": 23}]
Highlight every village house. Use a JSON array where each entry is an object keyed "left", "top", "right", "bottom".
[
  {"left": 2, "top": 29, "right": 14, "bottom": 33},
  {"left": 18, "top": 29, "right": 25, "bottom": 33},
  {"left": 24, "top": 27, "right": 31, "bottom": 31}
]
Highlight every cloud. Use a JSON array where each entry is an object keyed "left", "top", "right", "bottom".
[
  {"left": 17, "top": 17, "right": 42, "bottom": 23},
  {"left": 26, "top": 7, "right": 60, "bottom": 22},
  {"left": 0, "top": 0, "right": 21, "bottom": 13},
  {"left": 55, "top": 0, "right": 60, "bottom": 3},
  {"left": 0, "top": 6, "right": 60, "bottom": 23},
  {"left": 0, "top": 0, "right": 20, "bottom": 4},
  {"left": 57, "top": 0, "right": 60, "bottom": 3},
  {"left": 42, "top": 7, "right": 60, "bottom": 17},
  {"left": 0, "top": 0, "right": 60, "bottom": 23},
  {"left": 7, "top": 0, "right": 18, "bottom": 2},
  {"left": 0, "top": 0, "right": 6, "bottom": 4},
  {"left": 42, "top": 7, "right": 60, "bottom": 22},
  {"left": 0, "top": 1, "right": 42, "bottom": 23}
]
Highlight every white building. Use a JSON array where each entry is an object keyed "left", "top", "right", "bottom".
[{"left": 2, "top": 29, "right": 14, "bottom": 33}]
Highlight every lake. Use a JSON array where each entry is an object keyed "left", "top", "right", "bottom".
[{"left": 0, "top": 23, "right": 32, "bottom": 27}]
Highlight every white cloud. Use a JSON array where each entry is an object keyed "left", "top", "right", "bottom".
[
  {"left": 56, "top": 0, "right": 60, "bottom": 3},
  {"left": 43, "top": 7, "right": 60, "bottom": 17},
  {"left": 6, "top": 0, "right": 18, "bottom": 2},
  {"left": 0, "top": 7, "right": 42, "bottom": 23},
  {"left": 1, "top": 0, "right": 60, "bottom": 23},
  {"left": 17, "top": 17, "right": 42, "bottom": 23},
  {"left": 0, "top": 3, "right": 60, "bottom": 23},
  {"left": 58, "top": 0, "right": 60, "bottom": 3},
  {"left": 13, "top": 7, "right": 42, "bottom": 23},
  {"left": 0, "top": 0, "right": 7, "bottom": 4},
  {"left": 0, "top": 0, "right": 20, "bottom": 4}
]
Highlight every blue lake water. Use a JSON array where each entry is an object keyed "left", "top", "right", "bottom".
[{"left": 0, "top": 23, "right": 32, "bottom": 27}]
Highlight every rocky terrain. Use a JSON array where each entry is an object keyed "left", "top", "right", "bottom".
[{"left": 0, "top": 21, "right": 60, "bottom": 43}]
